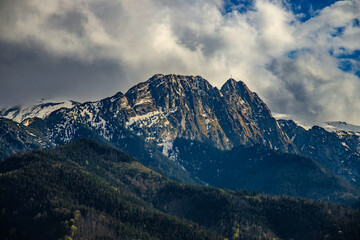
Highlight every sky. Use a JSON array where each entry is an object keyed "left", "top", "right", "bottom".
[{"left": 0, "top": 0, "right": 359, "bottom": 124}]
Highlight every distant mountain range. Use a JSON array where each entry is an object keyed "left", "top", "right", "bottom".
[{"left": 1, "top": 74, "right": 360, "bottom": 205}]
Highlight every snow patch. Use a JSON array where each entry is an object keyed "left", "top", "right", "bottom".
[
  {"left": 126, "top": 111, "right": 166, "bottom": 128},
  {"left": 158, "top": 139, "right": 173, "bottom": 158},
  {"left": 326, "top": 121, "right": 360, "bottom": 133},
  {"left": 341, "top": 142, "right": 349, "bottom": 149},
  {"left": 134, "top": 97, "right": 152, "bottom": 106}
]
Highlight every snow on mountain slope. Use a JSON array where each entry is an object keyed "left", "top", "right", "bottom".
[
  {"left": 325, "top": 121, "right": 360, "bottom": 133},
  {"left": 273, "top": 113, "right": 360, "bottom": 133},
  {"left": 0, "top": 99, "right": 80, "bottom": 123}
]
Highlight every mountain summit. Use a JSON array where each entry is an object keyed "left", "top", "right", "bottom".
[
  {"left": 122, "top": 74, "right": 294, "bottom": 153},
  {"left": 0, "top": 74, "right": 295, "bottom": 156},
  {"left": 32, "top": 74, "right": 294, "bottom": 155}
]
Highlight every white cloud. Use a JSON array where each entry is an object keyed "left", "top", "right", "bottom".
[{"left": 0, "top": 0, "right": 359, "bottom": 124}]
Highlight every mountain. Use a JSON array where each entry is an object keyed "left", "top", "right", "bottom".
[
  {"left": 1, "top": 139, "right": 359, "bottom": 240},
  {"left": 22, "top": 74, "right": 295, "bottom": 167},
  {"left": 278, "top": 119, "right": 360, "bottom": 187},
  {"left": 10, "top": 75, "right": 293, "bottom": 154},
  {"left": 123, "top": 74, "right": 294, "bottom": 152},
  {"left": 0, "top": 99, "right": 80, "bottom": 124},
  {"left": 1, "top": 74, "right": 359, "bottom": 203},
  {"left": 1, "top": 74, "right": 360, "bottom": 201},
  {"left": 172, "top": 138, "right": 360, "bottom": 205}
]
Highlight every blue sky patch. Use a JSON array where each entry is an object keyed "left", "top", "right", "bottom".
[
  {"left": 330, "top": 27, "right": 346, "bottom": 37},
  {"left": 336, "top": 50, "right": 360, "bottom": 77},
  {"left": 223, "top": 0, "right": 342, "bottom": 22},
  {"left": 353, "top": 18, "right": 360, "bottom": 27},
  {"left": 222, "top": 0, "right": 255, "bottom": 14}
]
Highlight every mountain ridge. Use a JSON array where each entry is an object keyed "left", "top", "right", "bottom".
[{"left": 0, "top": 99, "right": 80, "bottom": 123}]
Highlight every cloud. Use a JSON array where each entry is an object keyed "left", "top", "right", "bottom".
[
  {"left": 268, "top": 50, "right": 360, "bottom": 122},
  {"left": 0, "top": 0, "right": 359, "bottom": 124}
]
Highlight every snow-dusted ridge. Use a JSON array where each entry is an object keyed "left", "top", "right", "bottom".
[
  {"left": 273, "top": 113, "right": 360, "bottom": 133},
  {"left": 0, "top": 99, "right": 80, "bottom": 123},
  {"left": 325, "top": 121, "right": 360, "bottom": 133}
]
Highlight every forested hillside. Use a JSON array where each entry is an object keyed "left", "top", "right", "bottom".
[{"left": 1, "top": 139, "right": 359, "bottom": 239}]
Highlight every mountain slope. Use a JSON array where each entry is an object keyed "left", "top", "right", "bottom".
[
  {"left": 0, "top": 118, "right": 54, "bottom": 159},
  {"left": 0, "top": 113, "right": 199, "bottom": 184},
  {"left": 278, "top": 119, "right": 360, "bottom": 186},
  {"left": 1, "top": 139, "right": 359, "bottom": 240},
  {"left": 28, "top": 116, "right": 200, "bottom": 184},
  {"left": 326, "top": 121, "right": 360, "bottom": 133},
  {"left": 172, "top": 138, "right": 360, "bottom": 205},
  {"left": 219, "top": 79, "right": 295, "bottom": 152}
]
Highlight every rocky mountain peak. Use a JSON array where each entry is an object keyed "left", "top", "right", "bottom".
[
  {"left": 146, "top": 74, "right": 213, "bottom": 91},
  {"left": 221, "top": 78, "right": 249, "bottom": 92},
  {"left": 221, "top": 78, "right": 261, "bottom": 107},
  {"left": 108, "top": 74, "right": 293, "bottom": 152},
  {"left": 8, "top": 74, "right": 296, "bottom": 155},
  {"left": 221, "top": 78, "right": 238, "bottom": 90}
]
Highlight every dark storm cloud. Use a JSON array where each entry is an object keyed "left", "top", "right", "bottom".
[
  {"left": 47, "top": 10, "right": 88, "bottom": 38},
  {"left": 172, "top": 26, "right": 226, "bottom": 57},
  {"left": 0, "top": 42, "right": 129, "bottom": 107},
  {"left": 267, "top": 58, "right": 323, "bottom": 119}
]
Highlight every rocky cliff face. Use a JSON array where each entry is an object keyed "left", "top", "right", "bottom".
[
  {"left": 219, "top": 78, "right": 295, "bottom": 151},
  {"left": 32, "top": 74, "right": 294, "bottom": 158},
  {"left": 278, "top": 119, "right": 360, "bottom": 186}
]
